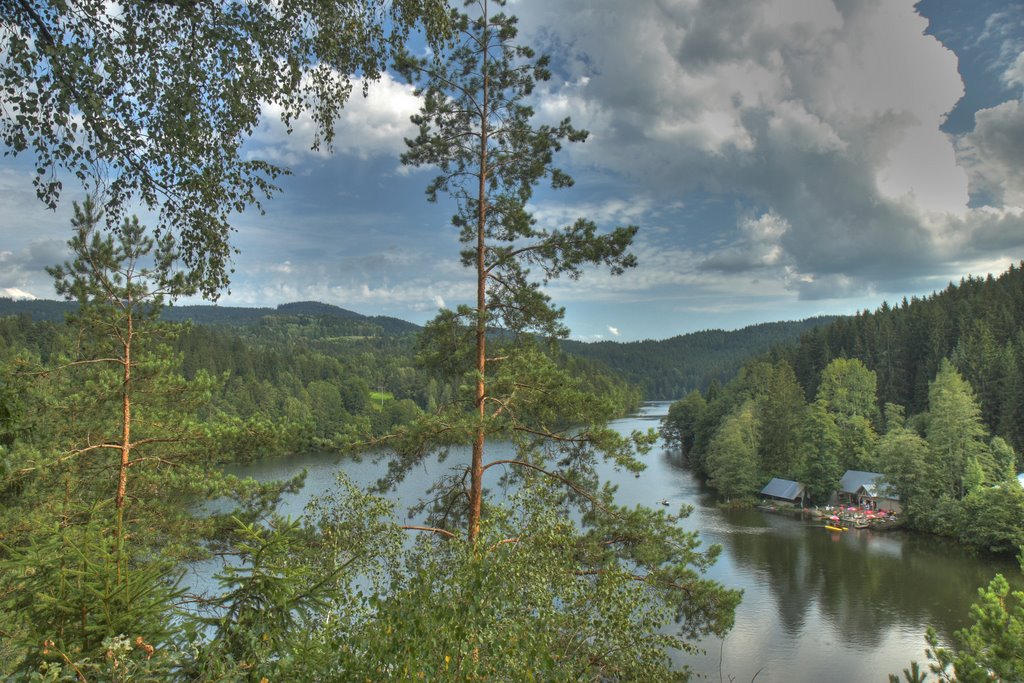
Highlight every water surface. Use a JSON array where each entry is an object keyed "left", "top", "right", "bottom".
[{"left": 201, "top": 402, "right": 1021, "bottom": 681}]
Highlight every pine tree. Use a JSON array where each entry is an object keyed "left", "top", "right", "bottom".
[
  {"left": 46, "top": 198, "right": 203, "bottom": 553},
  {"left": 396, "top": 0, "right": 638, "bottom": 543},
  {"left": 372, "top": 1, "right": 741, "bottom": 674},
  {"left": 755, "top": 361, "right": 806, "bottom": 479}
]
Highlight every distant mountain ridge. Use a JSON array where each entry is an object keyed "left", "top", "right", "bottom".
[
  {"left": 562, "top": 316, "right": 840, "bottom": 399},
  {"left": 0, "top": 297, "right": 837, "bottom": 399},
  {"left": 0, "top": 298, "right": 422, "bottom": 335}
]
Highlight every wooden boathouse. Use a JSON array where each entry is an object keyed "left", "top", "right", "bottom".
[{"left": 760, "top": 478, "right": 808, "bottom": 507}]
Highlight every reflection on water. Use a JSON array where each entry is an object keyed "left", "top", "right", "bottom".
[
  {"left": 604, "top": 403, "right": 1021, "bottom": 681},
  {"left": 206, "top": 401, "right": 1021, "bottom": 682}
]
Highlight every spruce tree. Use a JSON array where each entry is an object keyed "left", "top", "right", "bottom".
[{"left": 927, "top": 359, "right": 992, "bottom": 497}]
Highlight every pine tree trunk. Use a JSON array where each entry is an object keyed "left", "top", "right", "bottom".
[
  {"left": 468, "top": 1, "right": 490, "bottom": 545},
  {"left": 116, "top": 305, "right": 132, "bottom": 581}
]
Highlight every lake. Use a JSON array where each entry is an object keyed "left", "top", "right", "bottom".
[{"left": 196, "top": 402, "right": 1022, "bottom": 682}]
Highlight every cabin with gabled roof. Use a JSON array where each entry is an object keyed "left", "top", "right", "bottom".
[{"left": 838, "top": 470, "right": 901, "bottom": 512}]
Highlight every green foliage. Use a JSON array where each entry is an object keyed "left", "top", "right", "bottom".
[
  {"left": 945, "top": 567, "right": 1024, "bottom": 682},
  {"left": 667, "top": 359, "right": 808, "bottom": 501},
  {"left": 669, "top": 295, "right": 1024, "bottom": 554},
  {"left": 706, "top": 402, "right": 761, "bottom": 501},
  {"left": 0, "top": 3, "right": 739, "bottom": 677},
  {"left": 990, "top": 436, "right": 1017, "bottom": 482},
  {"left": 380, "top": 0, "right": 740, "bottom": 670},
  {"left": 15, "top": 203, "right": 303, "bottom": 562},
  {"left": 816, "top": 357, "right": 880, "bottom": 423},
  {"left": 0, "top": 508, "right": 185, "bottom": 681},
  {"left": 394, "top": 0, "right": 643, "bottom": 536},
  {"left": 200, "top": 518, "right": 355, "bottom": 677},
  {"left": 927, "top": 359, "right": 993, "bottom": 499},
  {"left": 878, "top": 423, "right": 933, "bottom": 521},
  {"left": 780, "top": 263, "right": 1024, "bottom": 453},
  {"left": 816, "top": 357, "right": 879, "bottom": 471},
  {"left": 5, "top": 0, "right": 449, "bottom": 296},
  {"left": 661, "top": 390, "right": 706, "bottom": 461},
  {"left": 957, "top": 485, "right": 1024, "bottom": 555},
  {"left": 562, "top": 317, "right": 837, "bottom": 400},
  {"left": 341, "top": 485, "right": 739, "bottom": 682},
  {"left": 754, "top": 360, "right": 806, "bottom": 479},
  {"left": 889, "top": 661, "right": 930, "bottom": 683},
  {"left": 397, "top": 0, "right": 638, "bottom": 341},
  {"left": 799, "top": 399, "right": 844, "bottom": 504}
]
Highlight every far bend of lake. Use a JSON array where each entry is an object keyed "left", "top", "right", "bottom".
[{"left": 200, "top": 402, "right": 1022, "bottom": 682}]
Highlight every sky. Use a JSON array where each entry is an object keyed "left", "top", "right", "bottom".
[{"left": 2, "top": 0, "right": 1024, "bottom": 342}]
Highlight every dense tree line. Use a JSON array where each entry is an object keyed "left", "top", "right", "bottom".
[
  {"left": 0, "top": 298, "right": 421, "bottom": 334},
  {"left": 783, "top": 264, "right": 1024, "bottom": 451},
  {"left": 562, "top": 316, "right": 837, "bottom": 399},
  {"left": 2, "top": 303, "right": 641, "bottom": 454},
  {"left": 0, "top": 310, "right": 425, "bottom": 451},
  {"left": 663, "top": 264, "right": 1024, "bottom": 557},
  {"left": 3, "top": 296, "right": 831, "bottom": 406}
]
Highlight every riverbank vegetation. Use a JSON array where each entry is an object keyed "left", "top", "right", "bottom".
[{"left": 663, "top": 263, "right": 1024, "bottom": 556}]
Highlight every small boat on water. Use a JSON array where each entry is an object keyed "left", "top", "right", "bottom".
[{"left": 824, "top": 524, "right": 848, "bottom": 532}]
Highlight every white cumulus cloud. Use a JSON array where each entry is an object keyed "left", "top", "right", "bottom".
[
  {"left": 514, "top": 0, "right": 997, "bottom": 299},
  {"left": 248, "top": 72, "right": 421, "bottom": 165}
]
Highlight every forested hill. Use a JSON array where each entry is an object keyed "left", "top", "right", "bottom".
[
  {"left": 0, "top": 298, "right": 421, "bottom": 335},
  {"left": 664, "top": 262, "right": 1024, "bottom": 554},
  {"left": 780, "top": 262, "right": 1024, "bottom": 448},
  {"left": 4, "top": 297, "right": 843, "bottom": 402},
  {"left": 562, "top": 316, "right": 839, "bottom": 400}
]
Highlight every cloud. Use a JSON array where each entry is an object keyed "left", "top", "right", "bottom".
[
  {"left": 977, "top": 7, "right": 1024, "bottom": 88},
  {"left": 211, "top": 253, "right": 472, "bottom": 319},
  {"left": 0, "top": 238, "right": 70, "bottom": 299},
  {"left": 700, "top": 212, "right": 790, "bottom": 274},
  {"left": 247, "top": 72, "right": 421, "bottom": 166},
  {"left": 1004, "top": 52, "right": 1024, "bottom": 89},
  {"left": 528, "top": 196, "right": 655, "bottom": 229},
  {"left": 515, "top": 0, "right": 995, "bottom": 296},
  {"left": 607, "top": 325, "right": 620, "bottom": 336},
  {"left": 958, "top": 98, "right": 1024, "bottom": 206},
  {"left": 1, "top": 287, "right": 37, "bottom": 300}
]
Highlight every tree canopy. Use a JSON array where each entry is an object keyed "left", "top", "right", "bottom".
[{"left": 3, "top": 0, "right": 449, "bottom": 295}]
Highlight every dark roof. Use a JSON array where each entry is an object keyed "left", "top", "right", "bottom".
[
  {"left": 840, "top": 470, "right": 898, "bottom": 499},
  {"left": 761, "top": 478, "right": 806, "bottom": 501}
]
